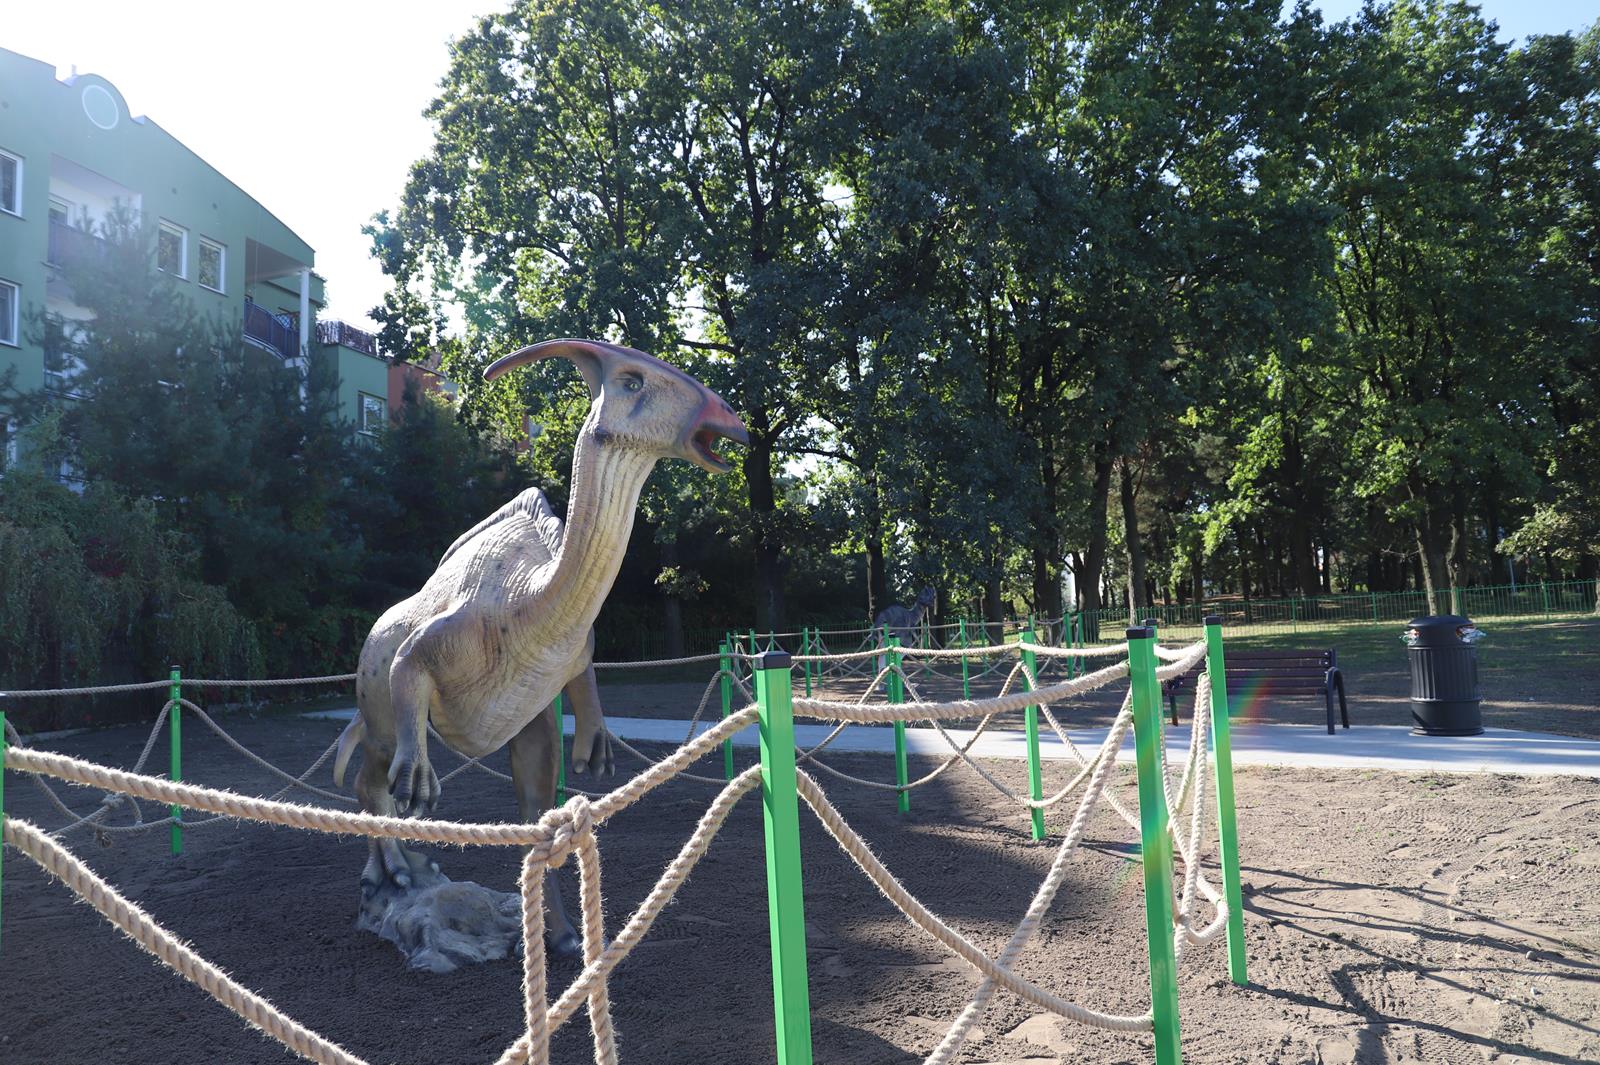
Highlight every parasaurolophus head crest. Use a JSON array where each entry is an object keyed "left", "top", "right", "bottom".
[{"left": 484, "top": 338, "right": 749, "bottom": 473}]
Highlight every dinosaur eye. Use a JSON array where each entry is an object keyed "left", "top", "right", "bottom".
[{"left": 621, "top": 374, "right": 644, "bottom": 393}]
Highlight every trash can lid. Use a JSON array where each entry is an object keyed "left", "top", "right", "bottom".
[{"left": 1406, "top": 614, "right": 1472, "bottom": 628}]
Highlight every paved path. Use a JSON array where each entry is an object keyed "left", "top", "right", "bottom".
[{"left": 306, "top": 709, "right": 1600, "bottom": 777}]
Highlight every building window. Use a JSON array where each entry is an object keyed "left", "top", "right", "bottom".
[
  {"left": 198, "top": 237, "right": 225, "bottom": 292},
  {"left": 359, "top": 392, "right": 385, "bottom": 435},
  {"left": 158, "top": 220, "right": 187, "bottom": 278},
  {"left": 49, "top": 196, "right": 71, "bottom": 227},
  {"left": 0, "top": 279, "right": 18, "bottom": 347},
  {"left": 0, "top": 149, "right": 20, "bottom": 216}
]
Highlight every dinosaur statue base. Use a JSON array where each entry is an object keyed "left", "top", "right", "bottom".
[{"left": 357, "top": 859, "right": 524, "bottom": 974}]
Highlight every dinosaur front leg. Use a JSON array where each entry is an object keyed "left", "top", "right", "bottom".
[
  {"left": 562, "top": 661, "right": 615, "bottom": 778},
  {"left": 386, "top": 646, "right": 441, "bottom": 816},
  {"left": 509, "top": 705, "right": 583, "bottom": 962}
]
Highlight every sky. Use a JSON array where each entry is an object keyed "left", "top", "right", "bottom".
[
  {"left": 5, "top": 0, "right": 1595, "bottom": 334},
  {"left": 5, "top": 0, "right": 499, "bottom": 331}
]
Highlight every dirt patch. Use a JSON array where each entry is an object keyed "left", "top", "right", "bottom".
[{"left": 2, "top": 711, "right": 1596, "bottom": 1064}]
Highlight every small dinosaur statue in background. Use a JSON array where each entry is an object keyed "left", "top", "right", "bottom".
[
  {"left": 875, "top": 586, "right": 936, "bottom": 647},
  {"left": 334, "top": 338, "right": 746, "bottom": 970}
]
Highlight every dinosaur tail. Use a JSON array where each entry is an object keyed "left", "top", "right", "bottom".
[{"left": 333, "top": 713, "right": 366, "bottom": 789}]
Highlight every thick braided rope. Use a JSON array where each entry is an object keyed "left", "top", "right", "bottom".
[
  {"left": 770, "top": 663, "right": 1000, "bottom": 794},
  {"left": 6, "top": 709, "right": 166, "bottom": 834},
  {"left": 919, "top": 681, "right": 1126, "bottom": 809},
  {"left": 3, "top": 817, "right": 370, "bottom": 1065},
  {"left": 4, "top": 707, "right": 760, "bottom": 847},
  {"left": 803, "top": 660, "right": 1110, "bottom": 809},
  {"left": 794, "top": 659, "right": 1126, "bottom": 722},
  {"left": 607, "top": 734, "right": 732, "bottom": 787},
  {"left": 922, "top": 703, "right": 1153, "bottom": 1062},
  {"left": 496, "top": 768, "right": 762, "bottom": 1065},
  {"left": 509, "top": 849, "right": 549, "bottom": 1065},
  {"left": 592, "top": 652, "right": 740, "bottom": 670},
  {"left": 574, "top": 821, "right": 619, "bottom": 1065},
  {"left": 178, "top": 699, "right": 355, "bottom": 805},
  {"left": 1017, "top": 650, "right": 1222, "bottom": 918},
  {"left": 182, "top": 674, "right": 357, "bottom": 688},
  {"left": 0, "top": 679, "right": 176, "bottom": 698},
  {"left": 899, "top": 662, "right": 1106, "bottom": 810},
  {"left": 796, "top": 718, "right": 1153, "bottom": 1040}
]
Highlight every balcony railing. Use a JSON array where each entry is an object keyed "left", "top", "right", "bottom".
[
  {"left": 242, "top": 299, "right": 299, "bottom": 361},
  {"left": 47, "top": 219, "right": 107, "bottom": 270},
  {"left": 315, "top": 319, "right": 378, "bottom": 356}
]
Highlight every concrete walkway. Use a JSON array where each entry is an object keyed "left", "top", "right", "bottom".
[{"left": 306, "top": 709, "right": 1600, "bottom": 778}]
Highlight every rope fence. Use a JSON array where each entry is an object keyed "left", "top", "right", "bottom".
[{"left": 0, "top": 617, "right": 1248, "bottom": 1065}]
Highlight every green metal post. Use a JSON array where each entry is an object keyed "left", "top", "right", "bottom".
[
  {"left": 887, "top": 635, "right": 910, "bottom": 814},
  {"left": 802, "top": 628, "right": 814, "bottom": 697},
  {"left": 168, "top": 666, "right": 183, "bottom": 856},
  {"left": 1290, "top": 597, "right": 1298, "bottom": 634},
  {"left": 958, "top": 617, "right": 971, "bottom": 700},
  {"left": 719, "top": 640, "right": 736, "bottom": 781},
  {"left": 1203, "top": 616, "right": 1248, "bottom": 985},
  {"left": 754, "top": 650, "right": 816, "bottom": 1065},
  {"left": 1127, "top": 628, "right": 1182, "bottom": 1065},
  {"left": 1370, "top": 591, "right": 1378, "bottom": 623},
  {"left": 554, "top": 692, "right": 567, "bottom": 805},
  {"left": 1020, "top": 629, "right": 1046, "bottom": 841},
  {"left": 1541, "top": 581, "right": 1551, "bottom": 618}
]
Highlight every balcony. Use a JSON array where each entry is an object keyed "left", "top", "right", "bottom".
[
  {"left": 242, "top": 298, "right": 298, "bottom": 361},
  {"left": 316, "top": 319, "right": 378, "bottom": 356},
  {"left": 46, "top": 219, "right": 107, "bottom": 271}
]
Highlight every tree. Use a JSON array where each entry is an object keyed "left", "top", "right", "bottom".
[{"left": 39, "top": 209, "right": 371, "bottom": 672}]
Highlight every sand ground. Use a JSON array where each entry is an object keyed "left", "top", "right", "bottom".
[{"left": 1, "top": 709, "right": 1596, "bottom": 1065}]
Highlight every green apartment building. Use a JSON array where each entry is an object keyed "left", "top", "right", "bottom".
[{"left": 0, "top": 46, "right": 391, "bottom": 469}]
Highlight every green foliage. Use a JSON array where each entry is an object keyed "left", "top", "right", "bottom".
[
  {"left": 0, "top": 418, "right": 260, "bottom": 689},
  {"left": 349, "top": 0, "right": 1600, "bottom": 632}
]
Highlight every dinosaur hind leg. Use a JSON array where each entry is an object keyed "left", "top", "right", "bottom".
[
  {"left": 354, "top": 740, "right": 436, "bottom": 893},
  {"left": 509, "top": 705, "right": 582, "bottom": 962}
]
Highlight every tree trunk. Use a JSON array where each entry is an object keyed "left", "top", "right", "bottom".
[
  {"left": 744, "top": 435, "right": 785, "bottom": 629},
  {"left": 1119, "top": 460, "right": 1148, "bottom": 614},
  {"left": 1447, "top": 486, "right": 1469, "bottom": 613},
  {"left": 866, "top": 539, "right": 887, "bottom": 622},
  {"left": 983, "top": 566, "right": 1005, "bottom": 643},
  {"left": 660, "top": 537, "right": 685, "bottom": 658},
  {"left": 1079, "top": 450, "right": 1115, "bottom": 613},
  {"left": 1408, "top": 476, "right": 1453, "bottom": 615}
]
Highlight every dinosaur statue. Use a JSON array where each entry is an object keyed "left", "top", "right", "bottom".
[
  {"left": 333, "top": 338, "right": 746, "bottom": 971},
  {"left": 875, "top": 586, "right": 936, "bottom": 647}
]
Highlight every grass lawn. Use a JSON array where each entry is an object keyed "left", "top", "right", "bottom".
[{"left": 1229, "top": 614, "right": 1600, "bottom": 738}]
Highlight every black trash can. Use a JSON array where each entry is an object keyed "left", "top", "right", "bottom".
[{"left": 1403, "top": 615, "right": 1484, "bottom": 736}]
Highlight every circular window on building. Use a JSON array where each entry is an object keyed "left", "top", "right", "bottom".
[{"left": 82, "top": 84, "right": 119, "bottom": 130}]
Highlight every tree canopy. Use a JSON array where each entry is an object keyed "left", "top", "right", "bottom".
[{"left": 373, "top": 0, "right": 1599, "bottom": 627}]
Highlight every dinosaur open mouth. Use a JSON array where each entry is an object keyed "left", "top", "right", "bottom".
[{"left": 691, "top": 427, "right": 735, "bottom": 472}]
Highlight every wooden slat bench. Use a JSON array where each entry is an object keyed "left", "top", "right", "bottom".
[{"left": 1163, "top": 648, "right": 1348, "bottom": 734}]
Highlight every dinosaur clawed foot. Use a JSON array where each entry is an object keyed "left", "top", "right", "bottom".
[
  {"left": 571, "top": 726, "right": 616, "bottom": 779},
  {"left": 387, "top": 749, "right": 440, "bottom": 816},
  {"left": 546, "top": 928, "right": 582, "bottom": 963},
  {"left": 360, "top": 840, "right": 441, "bottom": 898}
]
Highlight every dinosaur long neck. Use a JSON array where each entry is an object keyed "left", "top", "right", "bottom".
[{"left": 539, "top": 411, "right": 658, "bottom": 636}]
